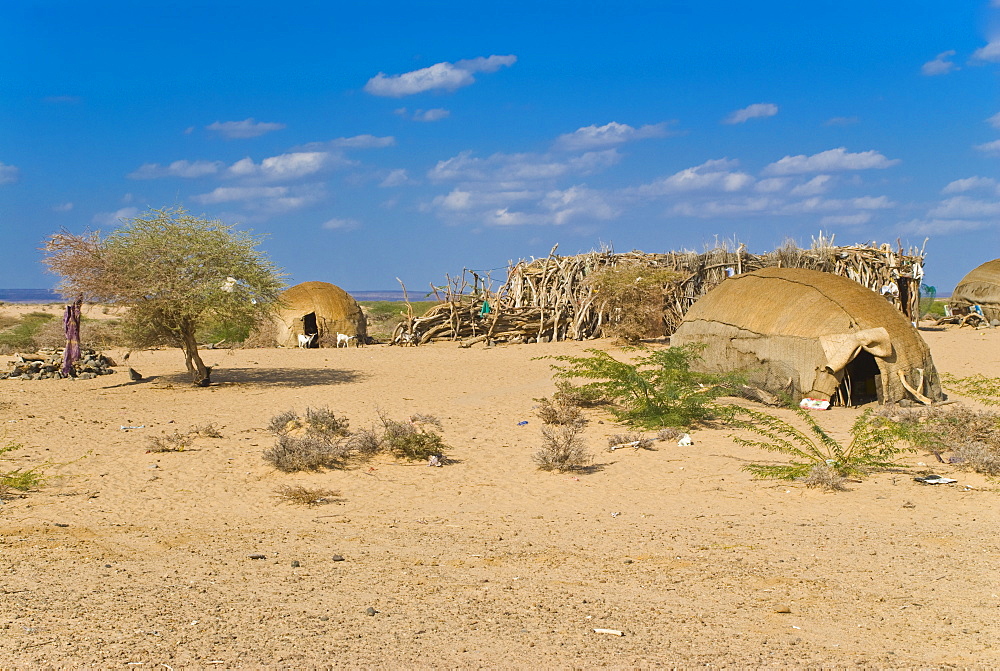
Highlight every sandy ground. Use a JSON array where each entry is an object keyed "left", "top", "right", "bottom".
[{"left": 2, "top": 304, "right": 1000, "bottom": 668}]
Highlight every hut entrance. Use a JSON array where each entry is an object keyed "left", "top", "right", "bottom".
[
  {"left": 834, "top": 350, "right": 880, "bottom": 406},
  {"left": 302, "top": 312, "right": 319, "bottom": 347}
]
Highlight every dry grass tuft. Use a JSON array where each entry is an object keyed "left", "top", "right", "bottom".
[
  {"left": 799, "top": 463, "right": 849, "bottom": 491},
  {"left": 146, "top": 431, "right": 194, "bottom": 452},
  {"left": 274, "top": 484, "right": 342, "bottom": 506},
  {"left": 263, "top": 434, "right": 352, "bottom": 472},
  {"left": 535, "top": 396, "right": 586, "bottom": 427},
  {"left": 534, "top": 424, "right": 591, "bottom": 472},
  {"left": 657, "top": 427, "right": 683, "bottom": 442}
]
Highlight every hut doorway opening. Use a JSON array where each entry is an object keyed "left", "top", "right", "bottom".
[
  {"left": 302, "top": 312, "right": 319, "bottom": 347},
  {"left": 834, "top": 350, "right": 880, "bottom": 406}
]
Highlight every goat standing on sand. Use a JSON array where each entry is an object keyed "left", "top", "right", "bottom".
[
  {"left": 298, "top": 333, "right": 317, "bottom": 349},
  {"left": 336, "top": 333, "right": 357, "bottom": 348}
]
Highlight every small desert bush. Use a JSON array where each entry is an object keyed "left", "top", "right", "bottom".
[
  {"left": 547, "top": 344, "right": 738, "bottom": 429},
  {"left": 873, "top": 404, "right": 1000, "bottom": 476},
  {"left": 534, "top": 396, "right": 586, "bottom": 427},
  {"left": 534, "top": 424, "right": 592, "bottom": 472},
  {"left": 728, "top": 407, "right": 910, "bottom": 489},
  {"left": 274, "top": 484, "right": 342, "bottom": 506},
  {"left": 378, "top": 413, "right": 448, "bottom": 461},
  {"left": 584, "top": 265, "right": 682, "bottom": 342},
  {"left": 607, "top": 432, "right": 654, "bottom": 450},
  {"left": 146, "top": 431, "right": 194, "bottom": 453},
  {"left": 264, "top": 407, "right": 353, "bottom": 472},
  {"left": 657, "top": 427, "right": 683, "bottom": 442},
  {"left": 193, "top": 422, "right": 223, "bottom": 438},
  {"left": 264, "top": 434, "right": 352, "bottom": 472}
]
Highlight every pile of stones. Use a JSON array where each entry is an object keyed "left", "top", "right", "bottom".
[{"left": 1, "top": 348, "right": 118, "bottom": 380}]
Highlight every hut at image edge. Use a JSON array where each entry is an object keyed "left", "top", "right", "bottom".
[
  {"left": 950, "top": 259, "right": 1000, "bottom": 322},
  {"left": 671, "top": 267, "right": 944, "bottom": 406},
  {"left": 274, "top": 281, "right": 367, "bottom": 347}
]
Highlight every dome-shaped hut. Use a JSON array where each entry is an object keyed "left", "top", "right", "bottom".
[
  {"left": 671, "top": 268, "right": 943, "bottom": 406},
  {"left": 274, "top": 281, "right": 367, "bottom": 348},
  {"left": 949, "top": 259, "right": 1000, "bottom": 322}
]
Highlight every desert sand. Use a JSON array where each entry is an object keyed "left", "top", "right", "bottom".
[{"left": 2, "top": 302, "right": 1000, "bottom": 668}]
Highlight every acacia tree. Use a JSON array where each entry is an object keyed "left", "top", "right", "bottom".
[{"left": 43, "top": 207, "right": 285, "bottom": 386}]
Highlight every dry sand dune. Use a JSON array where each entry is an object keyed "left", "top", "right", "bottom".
[{"left": 2, "top": 313, "right": 1000, "bottom": 667}]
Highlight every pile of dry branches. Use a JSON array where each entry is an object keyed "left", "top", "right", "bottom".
[{"left": 393, "top": 235, "right": 926, "bottom": 346}]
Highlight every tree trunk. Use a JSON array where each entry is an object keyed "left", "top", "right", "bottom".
[{"left": 180, "top": 326, "right": 211, "bottom": 387}]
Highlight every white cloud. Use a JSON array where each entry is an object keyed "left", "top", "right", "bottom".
[
  {"left": 921, "top": 50, "right": 958, "bottom": 75},
  {"left": 413, "top": 108, "right": 450, "bottom": 122},
  {"left": 226, "top": 152, "right": 333, "bottom": 181},
  {"left": 325, "top": 134, "right": 396, "bottom": 149},
  {"left": 380, "top": 169, "right": 410, "bottom": 187},
  {"left": 633, "top": 159, "right": 754, "bottom": 196},
  {"left": 541, "top": 186, "right": 617, "bottom": 225},
  {"left": 971, "top": 39, "right": 1000, "bottom": 63},
  {"left": 723, "top": 103, "right": 778, "bottom": 124},
  {"left": 428, "top": 149, "right": 620, "bottom": 184},
  {"left": 988, "top": 112, "right": 1000, "bottom": 129},
  {"left": 763, "top": 147, "right": 899, "bottom": 175},
  {"left": 671, "top": 197, "right": 775, "bottom": 217},
  {"left": 194, "top": 186, "right": 290, "bottom": 204},
  {"left": 942, "top": 176, "right": 998, "bottom": 194},
  {"left": 193, "top": 184, "right": 325, "bottom": 213},
  {"left": 364, "top": 54, "right": 516, "bottom": 97},
  {"left": 91, "top": 207, "right": 139, "bottom": 227},
  {"left": 206, "top": 118, "right": 286, "bottom": 139},
  {"left": 790, "top": 175, "right": 834, "bottom": 196},
  {"left": 322, "top": 218, "right": 360, "bottom": 231},
  {"left": 754, "top": 177, "right": 791, "bottom": 193},
  {"left": 128, "top": 159, "right": 223, "bottom": 179},
  {"left": 975, "top": 139, "right": 1000, "bottom": 155},
  {"left": 820, "top": 213, "right": 872, "bottom": 226},
  {"left": 52, "top": 202, "right": 74, "bottom": 212},
  {"left": 899, "top": 218, "right": 990, "bottom": 235},
  {"left": 0, "top": 161, "right": 19, "bottom": 184},
  {"left": 928, "top": 196, "right": 1000, "bottom": 219},
  {"left": 554, "top": 121, "right": 670, "bottom": 151}
]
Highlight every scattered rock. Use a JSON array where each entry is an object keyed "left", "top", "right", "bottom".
[
  {"left": 291, "top": 560, "right": 300, "bottom": 568},
  {"left": 248, "top": 553, "right": 267, "bottom": 560},
  {"left": 1, "top": 348, "right": 117, "bottom": 381},
  {"left": 332, "top": 554, "right": 345, "bottom": 562},
  {"left": 365, "top": 607, "right": 377, "bottom": 616},
  {"left": 774, "top": 605, "right": 792, "bottom": 614},
  {"left": 54, "top": 523, "right": 69, "bottom": 528}
]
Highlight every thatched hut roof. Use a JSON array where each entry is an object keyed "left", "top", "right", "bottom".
[
  {"left": 950, "top": 259, "right": 1000, "bottom": 321},
  {"left": 275, "top": 281, "right": 366, "bottom": 347},
  {"left": 671, "top": 268, "right": 943, "bottom": 406}
]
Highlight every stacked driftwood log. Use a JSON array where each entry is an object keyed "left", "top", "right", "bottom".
[{"left": 393, "top": 235, "right": 926, "bottom": 346}]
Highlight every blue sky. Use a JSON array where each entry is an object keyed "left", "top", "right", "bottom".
[{"left": 2, "top": 1, "right": 998, "bottom": 293}]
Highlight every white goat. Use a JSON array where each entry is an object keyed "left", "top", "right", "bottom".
[
  {"left": 298, "top": 333, "right": 317, "bottom": 349},
  {"left": 336, "top": 333, "right": 356, "bottom": 348}
]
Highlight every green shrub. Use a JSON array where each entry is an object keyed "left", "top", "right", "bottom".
[
  {"left": 0, "top": 440, "right": 45, "bottom": 500},
  {"left": 942, "top": 373, "right": 1000, "bottom": 406},
  {"left": 0, "top": 312, "right": 56, "bottom": 350},
  {"left": 377, "top": 413, "right": 448, "bottom": 461},
  {"left": 728, "top": 407, "right": 910, "bottom": 488},
  {"left": 547, "top": 344, "right": 737, "bottom": 428}
]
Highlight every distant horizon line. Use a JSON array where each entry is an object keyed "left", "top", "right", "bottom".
[{"left": 0, "top": 288, "right": 415, "bottom": 303}]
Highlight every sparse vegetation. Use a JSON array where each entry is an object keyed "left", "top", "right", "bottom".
[
  {"left": 534, "top": 423, "right": 591, "bottom": 472},
  {"left": 534, "top": 395, "right": 586, "bottom": 427},
  {"left": 263, "top": 408, "right": 447, "bottom": 471},
  {"left": 274, "top": 484, "right": 342, "bottom": 507},
  {"left": 607, "top": 432, "right": 654, "bottom": 450},
  {"left": 873, "top": 404, "right": 1000, "bottom": 476},
  {"left": 146, "top": 431, "right": 194, "bottom": 453},
  {"left": 361, "top": 300, "right": 438, "bottom": 341},
  {"left": 942, "top": 373, "right": 1000, "bottom": 406},
  {"left": 656, "top": 427, "right": 683, "bottom": 442},
  {"left": 0, "top": 439, "right": 46, "bottom": 500},
  {"left": 0, "top": 311, "right": 56, "bottom": 352},
  {"left": 728, "top": 407, "right": 910, "bottom": 489},
  {"left": 547, "top": 344, "right": 737, "bottom": 429}
]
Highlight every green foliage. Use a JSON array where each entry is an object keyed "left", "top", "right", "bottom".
[
  {"left": 942, "top": 373, "right": 1000, "bottom": 406},
  {"left": 43, "top": 207, "right": 286, "bottom": 384},
  {"left": 547, "top": 345, "right": 736, "bottom": 428},
  {"left": 584, "top": 265, "right": 682, "bottom": 342},
  {"left": 0, "top": 440, "right": 46, "bottom": 499},
  {"left": 377, "top": 413, "right": 448, "bottom": 461},
  {"left": 728, "top": 407, "right": 910, "bottom": 487},
  {"left": 0, "top": 311, "right": 56, "bottom": 350}
]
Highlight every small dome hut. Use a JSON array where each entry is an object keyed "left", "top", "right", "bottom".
[
  {"left": 949, "top": 259, "right": 1000, "bottom": 322},
  {"left": 671, "top": 268, "right": 943, "bottom": 406},
  {"left": 274, "top": 281, "right": 367, "bottom": 348}
]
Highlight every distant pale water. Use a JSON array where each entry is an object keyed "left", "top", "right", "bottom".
[{"left": 0, "top": 289, "right": 411, "bottom": 303}]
